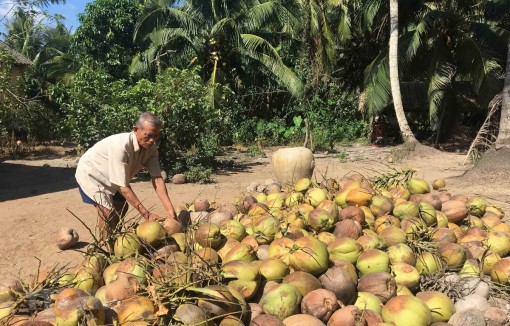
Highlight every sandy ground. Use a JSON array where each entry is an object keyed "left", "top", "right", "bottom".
[{"left": 0, "top": 144, "right": 509, "bottom": 280}]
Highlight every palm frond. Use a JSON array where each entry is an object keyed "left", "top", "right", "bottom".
[
  {"left": 238, "top": 0, "right": 295, "bottom": 31},
  {"left": 456, "top": 36, "right": 497, "bottom": 92},
  {"left": 130, "top": 49, "right": 157, "bottom": 77},
  {"left": 362, "top": 0, "right": 383, "bottom": 31},
  {"left": 464, "top": 93, "right": 502, "bottom": 164},
  {"left": 406, "top": 10, "right": 449, "bottom": 61},
  {"left": 471, "top": 22, "right": 509, "bottom": 59},
  {"left": 210, "top": 18, "right": 241, "bottom": 47},
  {"left": 427, "top": 57, "right": 455, "bottom": 124},
  {"left": 336, "top": 3, "right": 352, "bottom": 43},
  {"left": 362, "top": 51, "right": 391, "bottom": 117},
  {"left": 241, "top": 33, "right": 303, "bottom": 96},
  {"left": 308, "top": 0, "right": 321, "bottom": 37},
  {"left": 135, "top": 6, "right": 201, "bottom": 41}
]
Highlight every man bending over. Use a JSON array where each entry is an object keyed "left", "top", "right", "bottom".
[{"left": 76, "top": 112, "right": 177, "bottom": 238}]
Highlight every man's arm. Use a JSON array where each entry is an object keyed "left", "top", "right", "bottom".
[
  {"left": 118, "top": 185, "right": 163, "bottom": 221},
  {"left": 152, "top": 176, "right": 177, "bottom": 220}
]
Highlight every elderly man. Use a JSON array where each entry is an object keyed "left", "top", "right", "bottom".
[{"left": 76, "top": 112, "right": 177, "bottom": 236}]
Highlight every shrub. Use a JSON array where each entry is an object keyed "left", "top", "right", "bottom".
[
  {"left": 233, "top": 84, "right": 367, "bottom": 149},
  {"left": 184, "top": 165, "right": 213, "bottom": 184},
  {"left": 55, "top": 66, "right": 239, "bottom": 175},
  {"left": 297, "top": 84, "right": 368, "bottom": 150}
]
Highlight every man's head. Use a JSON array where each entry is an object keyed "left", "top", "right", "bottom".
[{"left": 133, "top": 112, "right": 162, "bottom": 149}]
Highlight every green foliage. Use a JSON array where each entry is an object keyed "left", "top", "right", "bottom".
[
  {"left": 132, "top": 0, "right": 302, "bottom": 98},
  {"left": 52, "top": 66, "right": 144, "bottom": 149},
  {"left": 72, "top": 0, "right": 142, "bottom": 78},
  {"left": 0, "top": 51, "right": 19, "bottom": 136},
  {"left": 55, "top": 66, "right": 239, "bottom": 176},
  {"left": 298, "top": 84, "right": 368, "bottom": 150},
  {"left": 3, "top": 7, "right": 44, "bottom": 59},
  {"left": 233, "top": 83, "right": 367, "bottom": 149},
  {"left": 150, "top": 68, "right": 239, "bottom": 170},
  {"left": 184, "top": 165, "right": 213, "bottom": 184},
  {"left": 0, "top": 50, "right": 59, "bottom": 144}
]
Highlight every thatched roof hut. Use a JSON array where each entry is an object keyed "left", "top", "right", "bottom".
[{"left": 0, "top": 40, "right": 33, "bottom": 65}]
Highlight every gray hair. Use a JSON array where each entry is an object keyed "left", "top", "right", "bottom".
[{"left": 135, "top": 112, "right": 162, "bottom": 129}]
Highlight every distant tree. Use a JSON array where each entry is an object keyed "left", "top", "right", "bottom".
[
  {"left": 72, "top": 0, "right": 142, "bottom": 79},
  {"left": 31, "top": 22, "right": 79, "bottom": 92},
  {"left": 299, "top": 0, "right": 342, "bottom": 86},
  {"left": 488, "top": 0, "right": 510, "bottom": 149},
  {"left": 3, "top": 7, "right": 44, "bottom": 59},
  {"left": 496, "top": 38, "right": 510, "bottom": 149},
  {"left": 132, "top": 0, "right": 303, "bottom": 97},
  {"left": 389, "top": 0, "right": 416, "bottom": 143},
  {"left": 362, "top": 0, "right": 508, "bottom": 142}
]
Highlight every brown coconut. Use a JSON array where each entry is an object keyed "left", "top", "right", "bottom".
[
  {"left": 194, "top": 198, "right": 211, "bottom": 212},
  {"left": 483, "top": 307, "right": 508, "bottom": 326},
  {"left": 339, "top": 206, "right": 365, "bottom": 223},
  {"left": 250, "top": 314, "right": 284, "bottom": 326},
  {"left": 172, "top": 173, "right": 186, "bottom": 184},
  {"left": 33, "top": 308, "right": 56, "bottom": 323},
  {"left": 249, "top": 303, "right": 264, "bottom": 321},
  {"left": 173, "top": 304, "right": 208, "bottom": 325},
  {"left": 6, "top": 315, "right": 31, "bottom": 325},
  {"left": 431, "top": 227, "right": 458, "bottom": 244},
  {"left": 208, "top": 209, "right": 234, "bottom": 225},
  {"left": 239, "top": 195, "right": 258, "bottom": 214},
  {"left": 363, "top": 310, "right": 384, "bottom": 325},
  {"left": 117, "top": 296, "right": 155, "bottom": 324},
  {"left": 420, "top": 193, "right": 443, "bottom": 210},
  {"left": 162, "top": 218, "right": 184, "bottom": 236},
  {"left": 283, "top": 314, "right": 326, "bottom": 326},
  {"left": 450, "top": 194, "right": 468, "bottom": 202},
  {"left": 327, "top": 305, "right": 367, "bottom": 326},
  {"left": 333, "top": 219, "right": 362, "bottom": 239},
  {"left": 301, "top": 289, "right": 339, "bottom": 322},
  {"left": 55, "top": 227, "right": 79, "bottom": 250},
  {"left": 357, "top": 272, "right": 396, "bottom": 304},
  {"left": 318, "top": 266, "right": 356, "bottom": 305},
  {"left": 283, "top": 271, "right": 322, "bottom": 297},
  {"left": 104, "top": 274, "right": 139, "bottom": 302}
]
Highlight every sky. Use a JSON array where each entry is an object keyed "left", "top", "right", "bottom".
[{"left": 0, "top": 0, "right": 90, "bottom": 37}]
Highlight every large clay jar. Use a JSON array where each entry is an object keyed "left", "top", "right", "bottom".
[{"left": 272, "top": 147, "right": 315, "bottom": 185}]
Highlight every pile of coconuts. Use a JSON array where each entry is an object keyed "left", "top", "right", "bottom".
[{"left": 1, "top": 172, "right": 510, "bottom": 326}]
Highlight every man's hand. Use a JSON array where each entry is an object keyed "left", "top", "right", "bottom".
[
  {"left": 146, "top": 212, "right": 165, "bottom": 222},
  {"left": 152, "top": 176, "right": 178, "bottom": 221},
  {"left": 166, "top": 209, "right": 177, "bottom": 221}
]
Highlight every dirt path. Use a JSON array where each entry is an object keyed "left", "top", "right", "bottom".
[{"left": 0, "top": 145, "right": 509, "bottom": 280}]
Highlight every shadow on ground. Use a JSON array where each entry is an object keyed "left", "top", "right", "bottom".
[
  {"left": 0, "top": 162, "right": 77, "bottom": 201},
  {"left": 214, "top": 159, "right": 267, "bottom": 176}
]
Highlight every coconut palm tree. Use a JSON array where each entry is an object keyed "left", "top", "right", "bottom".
[
  {"left": 33, "top": 22, "right": 79, "bottom": 85},
  {"left": 362, "top": 0, "right": 508, "bottom": 142},
  {"left": 496, "top": 39, "right": 510, "bottom": 148},
  {"left": 299, "top": 0, "right": 348, "bottom": 86},
  {"left": 131, "top": 0, "right": 303, "bottom": 97},
  {"left": 4, "top": 7, "right": 44, "bottom": 59},
  {"left": 488, "top": 0, "right": 510, "bottom": 149},
  {"left": 389, "top": 0, "right": 416, "bottom": 143}
]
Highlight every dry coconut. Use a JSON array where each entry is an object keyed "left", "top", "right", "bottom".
[
  {"left": 455, "top": 294, "right": 491, "bottom": 313},
  {"left": 448, "top": 309, "right": 486, "bottom": 326},
  {"left": 483, "top": 307, "right": 508, "bottom": 326},
  {"left": 56, "top": 227, "right": 79, "bottom": 250}
]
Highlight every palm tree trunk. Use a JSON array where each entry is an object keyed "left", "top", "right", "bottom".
[
  {"left": 495, "top": 40, "right": 510, "bottom": 149},
  {"left": 388, "top": 0, "right": 417, "bottom": 143}
]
